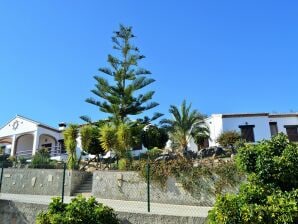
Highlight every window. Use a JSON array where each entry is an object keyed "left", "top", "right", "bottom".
[
  {"left": 58, "top": 139, "right": 66, "bottom": 154},
  {"left": 239, "top": 125, "right": 255, "bottom": 142},
  {"left": 269, "top": 122, "right": 278, "bottom": 136},
  {"left": 285, "top": 125, "right": 298, "bottom": 142}
]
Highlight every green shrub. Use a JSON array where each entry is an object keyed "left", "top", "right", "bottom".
[
  {"left": 30, "top": 148, "right": 55, "bottom": 169},
  {"left": 138, "top": 156, "right": 243, "bottom": 195},
  {"left": 36, "top": 196, "right": 120, "bottom": 224},
  {"left": 118, "top": 158, "right": 129, "bottom": 171},
  {"left": 208, "top": 133, "right": 298, "bottom": 224},
  {"left": 217, "top": 131, "right": 242, "bottom": 149},
  {"left": 18, "top": 156, "right": 27, "bottom": 165}
]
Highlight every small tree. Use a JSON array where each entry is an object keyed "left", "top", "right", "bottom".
[
  {"left": 217, "top": 131, "right": 241, "bottom": 149},
  {"left": 63, "top": 124, "right": 79, "bottom": 170},
  {"left": 80, "top": 125, "right": 100, "bottom": 155},
  {"left": 208, "top": 133, "right": 298, "bottom": 224}
]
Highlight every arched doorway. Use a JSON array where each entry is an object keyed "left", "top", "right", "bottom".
[
  {"left": 15, "top": 134, "right": 34, "bottom": 156},
  {"left": 38, "top": 134, "right": 58, "bottom": 155}
]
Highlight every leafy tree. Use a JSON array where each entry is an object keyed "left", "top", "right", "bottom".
[
  {"left": 36, "top": 196, "right": 119, "bottom": 224},
  {"left": 217, "top": 131, "right": 242, "bottom": 150},
  {"left": 80, "top": 125, "right": 103, "bottom": 155},
  {"left": 161, "top": 100, "right": 206, "bottom": 153},
  {"left": 142, "top": 125, "right": 169, "bottom": 149},
  {"left": 82, "top": 24, "right": 162, "bottom": 125},
  {"left": 63, "top": 124, "right": 79, "bottom": 170},
  {"left": 208, "top": 133, "right": 298, "bottom": 224}
]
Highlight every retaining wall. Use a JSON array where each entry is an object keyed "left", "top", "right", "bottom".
[
  {"left": 92, "top": 171, "right": 222, "bottom": 206},
  {"left": 0, "top": 168, "right": 89, "bottom": 196},
  {"left": 0, "top": 200, "right": 207, "bottom": 224}
]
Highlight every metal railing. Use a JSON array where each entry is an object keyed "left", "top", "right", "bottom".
[{"left": 15, "top": 146, "right": 64, "bottom": 158}]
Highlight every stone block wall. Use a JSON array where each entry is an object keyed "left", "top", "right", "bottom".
[
  {"left": 0, "top": 200, "right": 207, "bottom": 224},
  {"left": 0, "top": 168, "right": 89, "bottom": 196},
  {"left": 92, "top": 171, "right": 215, "bottom": 206}
]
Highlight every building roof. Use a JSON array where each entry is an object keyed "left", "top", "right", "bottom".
[
  {"left": 210, "top": 112, "right": 298, "bottom": 119},
  {"left": 0, "top": 115, "right": 61, "bottom": 133},
  {"left": 222, "top": 113, "right": 269, "bottom": 118}
]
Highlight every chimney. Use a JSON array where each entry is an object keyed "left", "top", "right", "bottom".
[{"left": 58, "top": 122, "right": 67, "bottom": 131}]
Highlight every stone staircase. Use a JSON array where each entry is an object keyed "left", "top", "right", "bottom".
[{"left": 73, "top": 173, "right": 93, "bottom": 197}]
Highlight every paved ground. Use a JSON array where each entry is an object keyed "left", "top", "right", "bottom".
[{"left": 0, "top": 193, "right": 212, "bottom": 217}]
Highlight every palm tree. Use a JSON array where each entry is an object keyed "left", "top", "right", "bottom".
[{"left": 161, "top": 100, "right": 208, "bottom": 153}]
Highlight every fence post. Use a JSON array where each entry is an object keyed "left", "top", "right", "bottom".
[
  {"left": 0, "top": 154, "right": 4, "bottom": 193},
  {"left": 61, "top": 162, "right": 66, "bottom": 203},
  {"left": 146, "top": 155, "right": 150, "bottom": 212}
]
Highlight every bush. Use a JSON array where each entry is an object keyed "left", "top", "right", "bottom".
[
  {"left": 217, "top": 131, "right": 242, "bottom": 149},
  {"left": 30, "top": 148, "right": 56, "bottom": 169},
  {"left": 36, "top": 196, "right": 120, "bottom": 224},
  {"left": 138, "top": 155, "right": 243, "bottom": 195},
  {"left": 208, "top": 133, "right": 298, "bottom": 224},
  {"left": 118, "top": 158, "right": 129, "bottom": 171}
]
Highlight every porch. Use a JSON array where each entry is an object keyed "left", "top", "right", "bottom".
[{"left": 0, "top": 115, "right": 64, "bottom": 159}]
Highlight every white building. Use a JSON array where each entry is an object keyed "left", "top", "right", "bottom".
[
  {"left": 0, "top": 115, "right": 66, "bottom": 159},
  {"left": 206, "top": 113, "right": 298, "bottom": 147},
  {"left": 1, "top": 113, "right": 297, "bottom": 158}
]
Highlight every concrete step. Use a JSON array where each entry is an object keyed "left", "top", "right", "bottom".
[
  {"left": 73, "top": 175, "right": 93, "bottom": 195},
  {"left": 77, "top": 187, "right": 92, "bottom": 191}
]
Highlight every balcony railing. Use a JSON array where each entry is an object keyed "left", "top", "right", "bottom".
[{"left": 15, "top": 146, "right": 64, "bottom": 159}]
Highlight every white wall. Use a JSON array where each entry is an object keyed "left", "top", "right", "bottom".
[
  {"left": 206, "top": 114, "right": 298, "bottom": 147},
  {"left": 206, "top": 115, "right": 223, "bottom": 146},
  {"left": 222, "top": 116, "right": 271, "bottom": 142},
  {"left": 268, "top": 116, "right": 298, "bottom": 135}
]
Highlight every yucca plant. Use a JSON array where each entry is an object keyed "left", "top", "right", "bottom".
[
  {"left": 99, "top": 122, "right": 132, "bottom": 158},
  {"left": 63, "top": 124, "right": 79, "bottom": 169}
]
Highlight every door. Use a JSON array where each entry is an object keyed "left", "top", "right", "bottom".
[
  {"left": 285, "top": 126, "right": 298, "bottom": 142},
  {"left": 239, "top": 125, "right": 255, "bottom": 142}
]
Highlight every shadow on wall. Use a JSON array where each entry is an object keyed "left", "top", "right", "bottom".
[{"left": 0, "top": 200, "right": 47, "bottom": 224}]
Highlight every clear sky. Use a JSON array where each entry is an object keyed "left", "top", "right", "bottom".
[{"left": 0, "top": 1, "right": 297, "bottom": 127}]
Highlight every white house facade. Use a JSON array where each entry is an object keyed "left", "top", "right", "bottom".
[
  {"left": 2, "top": 113, "right": 298, "bottom": 158},
  {"left": 206, "top": 113, "right": 298, "bottom": 147},
  {"left": 0, "top": 115, "right": 66, "bottom": 159}
]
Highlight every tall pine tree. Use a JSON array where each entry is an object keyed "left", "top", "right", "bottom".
[{"left": 82, "top": 25, "right": 162, "bottom": 124}]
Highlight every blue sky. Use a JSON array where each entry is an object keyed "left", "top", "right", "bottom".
[{"left": 0, "top": 1, "right": 297, "bottom": 127}]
